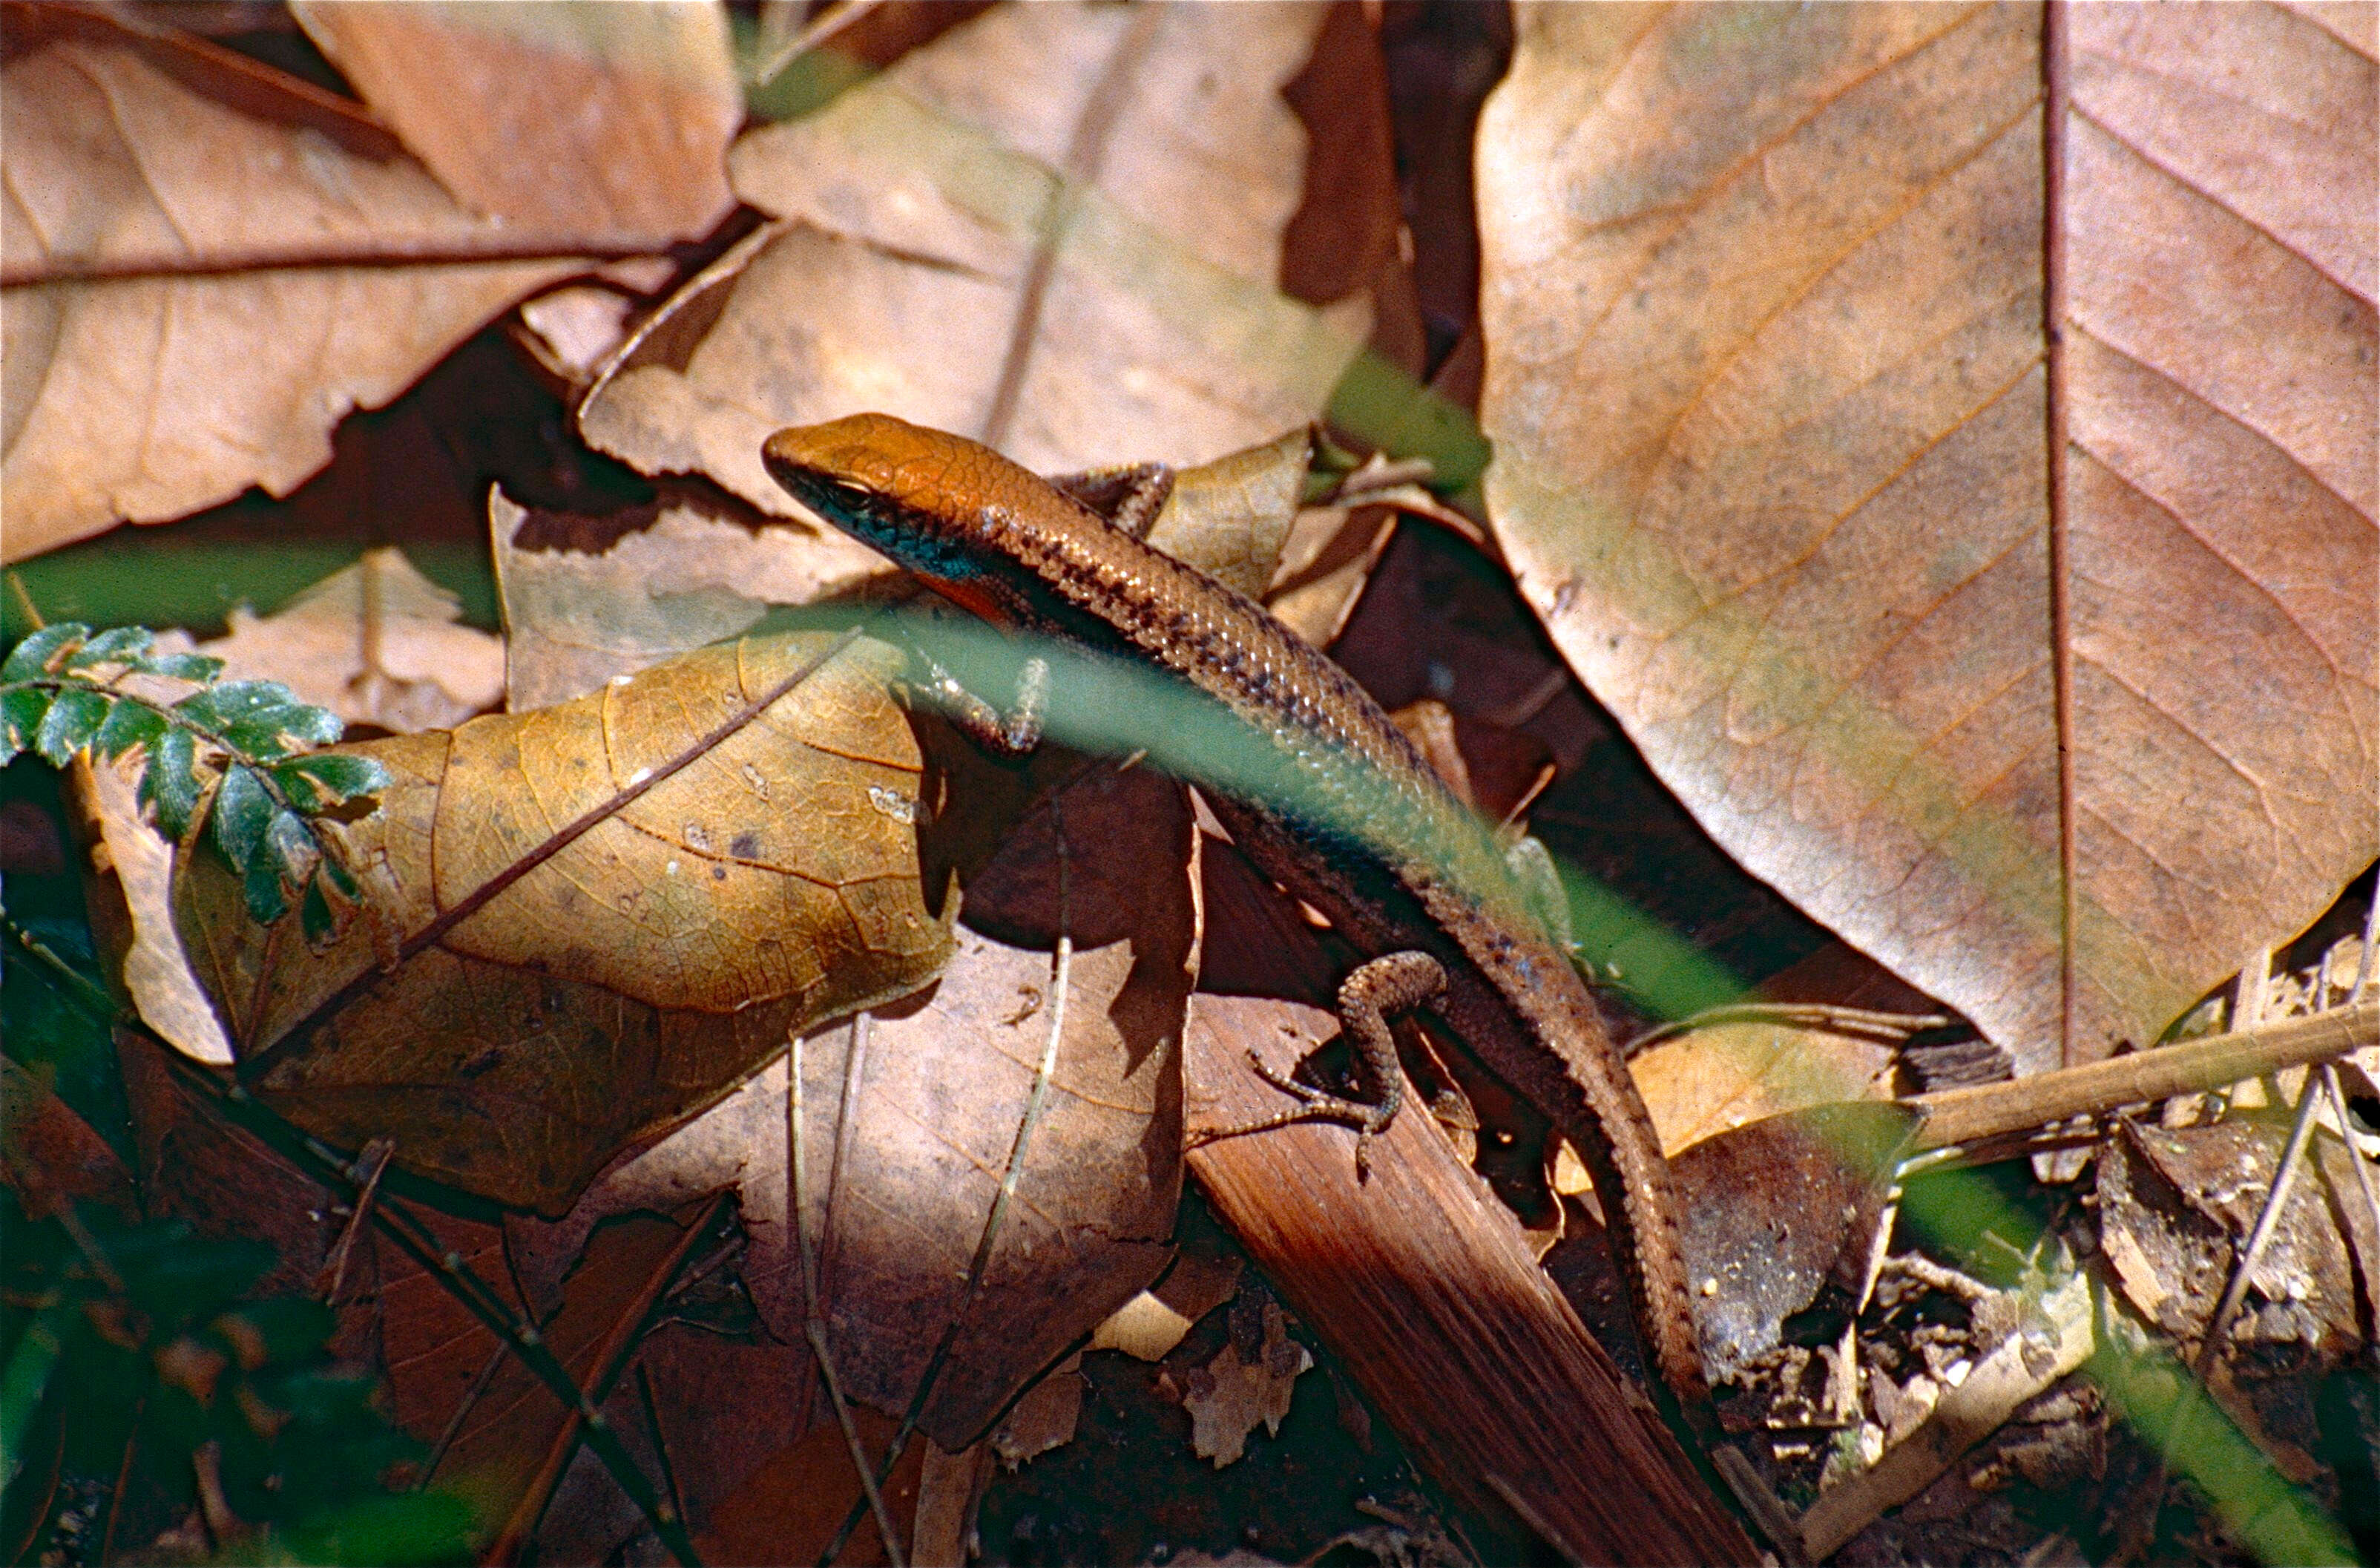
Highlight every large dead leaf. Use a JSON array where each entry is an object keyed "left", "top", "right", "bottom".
[
  {"left": 1478, "top": 2, "right": 2377, "bottom": 1071},
  {"left": 289, "top": 0, "right": 738, "bottom": 243},
  {"left": 168, "top": 630, "right": 954, "bottom": 1213},
  {"left": 0, "top": 12, "right": 573, "bottom": 558},
  {"left": 519, "top": 761, "right": 1194, "bottom": 1449},
  {"left": 579, "top": 0, "right": 1371, "bottom": 512}
]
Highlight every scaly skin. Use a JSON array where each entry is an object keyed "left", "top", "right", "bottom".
[{"left": 762, "top": 413, "right": 1708, "bottom": 1408}]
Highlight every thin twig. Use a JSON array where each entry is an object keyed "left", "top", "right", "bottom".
[
  {"left": 637, "top": 1363, "right": 689, "bottom": 1540},
  {"left": 749, "top": 0, "right": 883, "bottom": 91},
  {"left": 809, "top": 1319, "right": 907, "bottom": 1568},
  {"left": 312, "top": 1137, "right": 394, "bottom": 1303},
  {"left": 790, "top": 1024, "right": 907, "bottom": 1567},
  {"left": 2318, "top": 1065, "right": 2380, "bottom": 1314},
  {"left": 417, "top": 1342, "right": 507, "bottom": 1489},
  {"left": 979, "top": 5, "right": 1161, "bottom": 450},
  {"left": 1907, "top": 1002, "right": 2377, "bottom": 1154},
  {"left": 2192, "top": 1074, "right": 2326, "bottom": 1379},
  {"left": 820, "top": 1014, "right": 875, "bottom": 1316},
  {"left": 4, "top": 914, "right": 116, "bottom": 1019},
  {"left": 1, "top": 232, "right": 654, "bottom": 287}
]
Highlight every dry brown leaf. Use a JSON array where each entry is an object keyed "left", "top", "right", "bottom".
[
  {"left": 990, "top": 1354, "right": 1084, "bottom": 1468},
  {"left": 1631, "top": 1017, "right": 1901, "bottom": 1158},
  {"left": 1478, "top": 2, "right": 2377, "bottom": 1073},
  {"left": 693, "top": 1403, "right": 927, "bottom": 1568},
  {"left": 0, "top": 18, "right": 573, "bottom": 558},
  {"left": 181, "top": 547, "right": 504, "bottom": 732},
  {"left": 1180, "top": 1298, "right": 1311, "bottom": 1468},
  {"left": 490, "top": 486, "right": 886, "bottom": 710},
  {"left": 289, "top": 0, "right": 737, "bottom": 244},
  {"left": 521, "top": 761, "right": 1194, "bottom": 1448},
  {"left": 165, "top": 631, "right": 953, "bottom": 1213},
  {"left": 579, "top": 1, "right": 1370, "bottom": 514}
]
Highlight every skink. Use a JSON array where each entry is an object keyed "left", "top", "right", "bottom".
[{"left": 762, "top": 413, "right": 1708, "bottom": 1410}]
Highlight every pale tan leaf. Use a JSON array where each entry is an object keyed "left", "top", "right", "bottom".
[
  {"left": 1630, "top": 1020, "right": 1899, "bottom": 1159},
  {"left": 579, "top": 0, "right": 1370, "bottom": 515},
  {"left": 290, "top": 0, "right": 738, "bottom": 243},
  {"left": 489, "top": 485, "right": 884, "bottom": 709},
  {"left": 0, "top": 27, "right": 573, "bottom": 559},
  {"left": 190, "top": 547, "right": 503, "bottom": 732},
  {"left": 1478, "top": 1, "right": 2378, "bottom": 1071},
  {"left": 79, "top": 756, "right": 235, "bottom": 1066},
  {"left": 1143, "top": 429, "right": 1312, "bottom": 602}
]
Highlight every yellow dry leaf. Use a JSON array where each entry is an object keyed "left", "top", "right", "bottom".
[{"left": 174, "top": 630, "right": 954, "bottom": 1213}]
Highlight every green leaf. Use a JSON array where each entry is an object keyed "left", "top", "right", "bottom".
[
  {"left": 93, "top": 699, "right": 168, "bottom": 761},
  {"left": 180, "top": 681, "right": 343, "bottom": 761},
  {"left": 139, "top": 652, "right": 226, "bottom": 683},
  {"left": 176, "top": 680, "right": 303, "bottom": 731},
  {"left": 1, "top": 624, "right": 88, "bottom": 680},
  {"left": 320, "top": 856, "right": 359, "bottom": 900},
  {"left": 142, "top": 727, "right": 202, "bottom": 840},
  {"left": 223, "top": 707, "right": 343, "bottom": 762},
  {"left": 211, "top": 765, "right": 273, "bottom": 871},
  {"left": 65, "top": 626, "right": 154, "bottom": 669},
  {"left": 244, "top": 852, "right": 290, "bottom": 925},
  {"left": 275, "top": 752, "right": 388, "bottom": 809},
  {"left": 34, "top": 686, "right": 108, "bottom": 764},
  {"left": 0, "top": 686, "right": 50, "bottom": 767}
]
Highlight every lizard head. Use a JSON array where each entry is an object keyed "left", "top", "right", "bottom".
[{"left": 763, "top": 413, "right": 1056, "bottom": 625}]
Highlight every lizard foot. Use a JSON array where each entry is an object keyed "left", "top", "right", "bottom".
[{"left": 1186, "top": 1049, "right": 1392, "bottom": 1181}]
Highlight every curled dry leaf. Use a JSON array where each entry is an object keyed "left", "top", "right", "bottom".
[
  {"left": 1478, "top": 2, "right": 2378, "bottom": 1072},
  {"left": 165, "top": 631, "right": 954, "bottom": 1213},
  {"left": 521, "top": 761, "right": 1194, "bottom": 1449},
  {"left": 289, "top": 0, "right": 738, "bottom": 245},
  {"left": 580, "top": 0, "right": 1370, "bottom": 514},
  {"left": 0, "top": 16, "right": 573, "bottom": 559},
  {"left": 79, "top": 754, "right": 237, "bottom": 1066}
]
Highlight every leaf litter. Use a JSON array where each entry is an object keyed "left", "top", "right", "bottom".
[{"left": 7, "top": 3, "right": 2377, "bottom": 1564}]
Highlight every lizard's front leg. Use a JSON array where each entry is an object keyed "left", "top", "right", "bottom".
[{"left": 913, "top": 644, "right": 1048, "bottom": 756}]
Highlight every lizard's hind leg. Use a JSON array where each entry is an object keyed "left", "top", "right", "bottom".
[{"left": 1196, "top": 950, "right": 1446, "bottom": 1179}]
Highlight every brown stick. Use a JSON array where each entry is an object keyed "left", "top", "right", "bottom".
[
  {"left": 1907, "top": 1002, "right": 2376, "bottom": 1152},
  {"left": 1185, "top": 992, "right": 1755, "bottom": 1567}
]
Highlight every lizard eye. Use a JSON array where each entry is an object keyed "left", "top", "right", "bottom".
[{"left": 829, "top": 479, "right": 875, "bottom": 500}]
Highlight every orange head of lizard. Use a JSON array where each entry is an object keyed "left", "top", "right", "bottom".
[{"left": 762, "top": 413, "right": 1051, "bottom": 627}]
